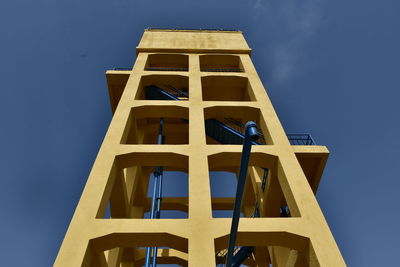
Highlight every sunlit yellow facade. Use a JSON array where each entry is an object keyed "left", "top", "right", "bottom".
[{"left": 55, "top": 29, "right": 346, "bottom": 267}]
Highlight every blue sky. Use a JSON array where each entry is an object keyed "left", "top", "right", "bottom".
[{"left": 1, "top": 0, "right": 399, "bottom": 266}]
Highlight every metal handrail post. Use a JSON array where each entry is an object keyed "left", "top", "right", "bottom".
[{"left": 225, "top": 121, "right": 260, "bottom": 267}]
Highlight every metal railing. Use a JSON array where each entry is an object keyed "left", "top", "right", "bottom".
[
  {"left": 222, "top": 118, "right": 266, "bottom": 145},
  {"left": 117, "top": 67, "right": 243, "bottom": 72},
  {"left": 113, "top": 67, "right": 132, "bottom": 70},
  {"left": 200, "top": 68, "right": 243, "bottom": 72},
  {"left": 145, "top": 85, "right": 188, "bottom": 101},
  {"left": 160, "top": 84, "right": 188, "bottom": 98},
  {"left": 117, "top": 67, "right": 244, "bottom": 72},
  {"left": 145, "top": 67, "right": 188, "bottom": 72},
  {"left": 287, "top": 134, "right": 316, "bottom": 145},
  {"left": 114, "top": 67, "right": 189, "bottom": 71}
]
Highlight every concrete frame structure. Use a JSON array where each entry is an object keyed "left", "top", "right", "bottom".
[{"left": 55, "top": 29, "right": 346, "bottom": 267}]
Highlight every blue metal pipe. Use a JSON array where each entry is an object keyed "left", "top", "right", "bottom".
[
  {"left": 152, "top": 166, "right": 164, "bottom": 267},
  {"left": 225, "top": 121, "right": 260, "bottom": 267},
  {"left": 157, "top": 118, "right": 164, "bottom": 144},
  {"left": 144, "top": 171, "right": 158, "bottom": 267},
  {"left": 155, "top": 168, "right": 164, "bottom": 219},
  {"left": 145, "top": 118, "right": 164, "bottom": 267},
  {"left": 144, "top": 248, "right": 152, "bottom": 267}
]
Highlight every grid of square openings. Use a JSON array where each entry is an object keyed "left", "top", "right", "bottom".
[
  {"left": 140, "top": 53, "right": 269, "bottom": 146},
  {"left": 142, "top": 54, "right": 254, "bottom": 102}
]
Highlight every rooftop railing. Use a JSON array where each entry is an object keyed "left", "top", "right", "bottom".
[
  {"left": 113, "top": 67, "right": 132, "bottom": 71},
  {"left": 200, "top": 68, "right": 243, "bottom": 72},
  {"left": 115, "top": 67, "right": 243, "bottom": 72},
  {"left": 145, "top": 67, "right": 188, "bottom": 72}
]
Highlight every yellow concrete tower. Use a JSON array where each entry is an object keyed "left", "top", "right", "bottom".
[{"left": 55, "top": 29, "right": 346, "bottom": 267}]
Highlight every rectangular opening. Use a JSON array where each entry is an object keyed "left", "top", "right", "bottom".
[
  {"left": 145, "top": 54, "right": 189, "bottom": 71},
  {"left": 210, "top": 171, "right": 244, "bottom": 218},
  {"left": 99, "top": 167, "right": 188, "bottom": 219},
  {"left": 214, "top": 239, "right": 309, "bottom": 267},
  {"left": 144, "top": 171, "right": 188, "bottom": 219},
  {"left": 201, "top": 76, "right": 255, "bottom": 101},
  {"left": 136, "top": 74, "right": 189, "bottom": 101},
  {"left": 124, "top": 117, "right": 189, "bottom": 144},
  {"left": 204, "top": 107, "right": 271, "bottom": 145},
  {"left": 200, "top": 55, "right": 243, "bottom": 72},
  {"left": 97, "top": 153, "right": 189, "bottom": 220},
  {"left": 101, "top": 246, "right": 187, "bottom": 267},
  {"left": 122, "top": 106, "right": 189, "bottom": 145},
  {"left": 208, "top": 153, "right": 294, "bottom": 219}
]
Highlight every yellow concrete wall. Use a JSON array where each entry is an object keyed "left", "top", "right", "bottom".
[
  {"left": 55, "top": 29, "right": 346, "bottom": 267},
  {"left": 137, "top": 29, "right": 252, "bottom": 54}
]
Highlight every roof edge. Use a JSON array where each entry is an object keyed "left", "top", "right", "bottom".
[
  {"left": 135, "top": 47, "right": 252, "bottom": 56},
  {"left": 145, "top": 27, "right": 242, "bottom": 33}
]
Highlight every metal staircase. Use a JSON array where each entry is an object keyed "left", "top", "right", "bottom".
[
  {"left": 145, "top": 85, "right": 266, "bottom": 146},
  {"left": 145, "top": 85, "right": 181, "bottom": 101},
  {"left": 145, "top": 84, "right": 188, "bottom": 101},
  {"left": 144, "top": 85, "right": 284, "bottom": 266},
  {"left": 205, "top": 119, "right": 263, "bottom": 145}
]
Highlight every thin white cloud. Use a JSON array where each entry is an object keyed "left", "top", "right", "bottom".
[
  {"left": 251, "top": 0, "right": 325, "bottom": 84},
  {"left": 253, "top": 0, "right": 263, "bottom": 10}
]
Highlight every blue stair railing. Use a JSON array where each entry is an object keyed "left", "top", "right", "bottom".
[
  {"left": 205, "top": 119, "right": 263, "bottom": 145},
  {"left": 163, "top": 84, "right": 189, "bottom": 98},
  {"left": 145, "top": 85, "right": 180, "bottom": 101},
  {"left": 145, "top": 84, "right": 189, "bottom": 100},
  {"left": 215, "top": 118, "right": 266, "bottom": 145}
]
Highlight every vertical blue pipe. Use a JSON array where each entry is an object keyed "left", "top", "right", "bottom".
[
  {"left": 156, "top": 168, "right": 163, "bottom": 218},
  {"left": 225, "top": 121, "right": 259, "bottom": 267},
  {"left": 144, "top": 247, "right": 152, "bottom": 266},
  {"left": 152, "top": 165, "right": 163, "bottom": 267},
  {"left": 145, "top": 118, "right": 164, "bottom": 267},
  {"left": 144, "top": 173, "right": 159, "bottom": 267},
  {"left": 157, "top": 118, "right": 164, "bottom": 145}
]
